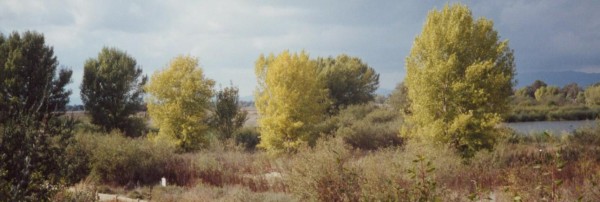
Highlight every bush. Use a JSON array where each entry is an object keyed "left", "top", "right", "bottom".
[
  {"left": 333, "top": 104, "right": 403, "bottom": 150},
  {"left": 121, "top": 117, "right": 148, "bottom": 138},
  {"left": 0, "top": 115, "right": 75, "bottom": 200},
  {"left": 287, "top": 138, "right": 362, "bottom": 201},
  {"left": 234, "top": 127, "right": 260, "bottom": 151},
  {"left": 86, "top": 132, "right": 176, "bottom": 186}
]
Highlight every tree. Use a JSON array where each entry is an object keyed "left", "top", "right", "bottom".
[
  {"left": 517, "top": 80, "right": 547, "bottom": 98},
  {"left": 208, "top": 84, "right": 248, "bottom": 140},
  {"left": 0, "top": 31, "right": 72, "bottom": 123},
  {"left": 387, "top": 82, "right": 411, "bottom": 115},
  {"left": 404, "top": 4, "right": 515, "bottom": 158},
  {"left": 561, "top": 83, "right": 582, "bottom": 101},
  {"left": 317, "top": 55, "right": 379, "bottom": 114},
  {"left": 255, "top": 51, "right": 329, "bottom": 154},
  {"left": 145, "top": 56, "right": 215, "bottom": 151},
  {"left": 534, "top": 86, "right": 560, "bottom": 103},
  {"left": 0, "top": 114, "right": 74, "bottom": 201},
  {"left": 80, "top": 47, "right": 147, "bottom": 137},
  {"left": 584, "top": 85, "right": 600, "bottom": 107}
]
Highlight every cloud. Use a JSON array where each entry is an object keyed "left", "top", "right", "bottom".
[{"left": 1, "top": 0, "right": 599, "bottom": 104}]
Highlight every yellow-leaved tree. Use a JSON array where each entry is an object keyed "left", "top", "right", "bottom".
[
  {"left": 404, "top": 4, "right": 515, "bottom": 158},
  {"left": 145, "top": 56, "right": 215, "bottom": 151},
  {"left": 255, "top": 51, "right": 329, "bottom": 154}
]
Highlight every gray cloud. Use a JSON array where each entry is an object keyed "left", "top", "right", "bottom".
[{"left": 1, "top": 0, "right": 599, "bottom": 104}]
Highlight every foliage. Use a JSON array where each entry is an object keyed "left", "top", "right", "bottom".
[
  {"left": 509, "top": 81, "right": 600, "bottom": 121},
  {"left": 254, "top": 51, "right": 329, "bottom": 154},
  {"left": 387, "top": 82, "right": 411, "bottom": 115},
  {"left": 84, "top": 132, "right": 176, "bottom": 186},
  {"left": 145, "top": 56, "right": 215, "bottom": 151},
  {"left": 333, "top": 103, "right": 403, "bottom": 150},
  {"left": 516, "top": 80, "right": 547, "bottom": 98},
  {"left": 585, "top": 85, "right": 600, "bottom": 107},
  {"left": 287, "top": 138, "right": 361, "bottom": 201},
  {"left": 406, "top": 155, "right": 440, "bottom": 202},
  {"left": 234, "top": 127, "right": 261, "bottom": 151},
  {"left": 52, "top": 182, "right": 98, "bottom": 202},
  {"left": 404, "top": 3, "right": 515, "bottom": 157},
  {"left": 0, "top": 114, "right": 74, "bottom": 201},
  {"left": 317, "top": 54, "right": 379, "bottom": 114},
  {"left": 507, "top": 105, "right": 600, "bottom": 122},
  {"left": 534, "top": 86, "right": 561, "bottom": 104},
  {"left": 0, "top": 31, "right": 72, "bottom": 123},
  {"left": 208, "top": 85, "right": 248, "bottom": 140},
  {"left": 80, "top": 47, "right": 147, "bottom": 137},
  {"left": 562, "top": 83, "right": 583, "bottom": 101}
]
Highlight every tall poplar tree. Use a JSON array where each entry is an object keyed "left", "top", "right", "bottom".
[
  {"left": 145, "top": 56, "right": 214, "bottom": 151},
  {"left": 255, "top": 51, "right": 329, "bottom": 154},
  {"left": 404, "top": 4, "right": 515, "bottom": 158}
]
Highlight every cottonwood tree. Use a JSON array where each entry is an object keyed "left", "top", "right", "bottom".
[
  {"left": 317, "top": 55, "right": 379, "bottom": 114},
  {"left": 515, "top": 80, "right": 548, "bottom": 98},
  {"left": 387, "top": 82, "right": 411, "bottom": 116},
  {"left": 80, "top": 47, "right": 147, "bottom": 136},
  {"left": 145, "top": 56, "right": 214, "bottom": 151},
  {"left": 584, "top": 85, "right": 600, "bottom": 107},
  {"left": 208, "top": 85, "right": 248, "bottom": 140},
  {"left": 561, "top": 83, "right": 583, "bottom": 102},
  {"left": 534, "top": 86, "right": 560, "bottom": 102},
  {"left": 255, "top": 51, "right": 329, "bottom": 154},
  {"left": 0, "top": 31, "right": 72, "bottom": 123},
  {"left": 404, "top": 4, "right": 515, "bottom": 158}
]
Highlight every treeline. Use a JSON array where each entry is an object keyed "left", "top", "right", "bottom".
[
  {"left": 0, "top": 29, "right": 382, "bottom": 199},
  {"left": 5, "top": 3, "right": 593, "bottom": 200},
  {"left": 507, "top": 80, "right": 600, "bottom": 122}
]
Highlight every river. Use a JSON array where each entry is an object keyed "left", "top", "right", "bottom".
[{"left": 504, "top": 120, "right": 597, "bottom": 135}]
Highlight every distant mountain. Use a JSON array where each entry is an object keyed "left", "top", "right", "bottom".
[{"left": 516, "top": 71, "right": 600, "bottom": 88}]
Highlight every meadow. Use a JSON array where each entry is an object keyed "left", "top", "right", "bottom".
[{"left": 56, "top": 105, "right": 600, "bottom": 202}]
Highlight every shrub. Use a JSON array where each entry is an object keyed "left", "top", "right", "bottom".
[
  {"left": 0, "top": 115, "right": 75, "bottom": 201},
  {"left": 287, "top": 138, "right": 362, "bottom": 201},
  {"left": 121, "top": 117, "right": 148, "bottom": 138},
  {"left": 234, "top": 127, "right": 260, "bottom": 151},
  {"left": 52, "top": 180, "right": 98, "bottom": 202},
  {"left": 333, "top": 104, "right": 403, "bottom": 150},
  {"left": 87, "top": 132, "right": 176, "bottom": 186}
]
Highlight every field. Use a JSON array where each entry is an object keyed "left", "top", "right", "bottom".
[{"left": 59, "top": 116, "right": 600, "bottom": 201}]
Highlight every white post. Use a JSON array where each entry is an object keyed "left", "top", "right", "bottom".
[{"left": 161, "top": 177, "right": 167, "bottom": 187}]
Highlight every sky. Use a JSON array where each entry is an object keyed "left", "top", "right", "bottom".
[{"left": 1, "top": 0, "right": 599, "bottom": 104}]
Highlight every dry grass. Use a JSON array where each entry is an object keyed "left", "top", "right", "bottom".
[{"left": 66, "top": 128, "right": 600, "bottom": 201}]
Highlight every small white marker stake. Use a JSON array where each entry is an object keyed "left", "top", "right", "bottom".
[{"left": 161, "top": 177, "right": 167, "bottom": 187}]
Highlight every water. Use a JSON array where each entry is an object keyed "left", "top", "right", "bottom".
[{"left": 504, "top": 120, "right": 597, "bottom": 135}]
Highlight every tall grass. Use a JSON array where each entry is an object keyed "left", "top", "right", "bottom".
[{"left": 59, "top": 122, "right": 600, "bottom": 201}]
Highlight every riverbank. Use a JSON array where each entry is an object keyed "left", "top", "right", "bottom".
[{"left": 506, "top": 105, "right": 600, "bottom": 122}]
